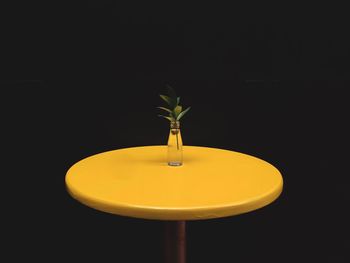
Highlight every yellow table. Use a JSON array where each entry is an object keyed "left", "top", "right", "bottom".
[{"left": 66, "top": 146, "right": 283, "bottom": 263}]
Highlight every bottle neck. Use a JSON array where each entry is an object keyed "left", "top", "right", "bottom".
[{"left": 170, "top": 121, "right": 180, "bottom": 129}]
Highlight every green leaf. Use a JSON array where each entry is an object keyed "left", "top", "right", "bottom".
[
  {"left": 158, "top": 115, "right": 174, "bottom": 122},
  {"left": 159, "top": 95, "right": 172, "bottom": 105},
  {"left": 177, "top": 107, "right": 191, "bottom": 120},
  {"left": 174, "top": 105, "right": 182, "bottom": 118},
  {"left": 177, "top": 97, "right": 180, "bottom": 105},
  {"left": 157, "top": 106, "right": 172, "bottom": 114},
  {"left": 160, "top": 94, "right": 176, "bottom": 109},
  {"left": 166, "top": 84, "right": 177, "bottom": 99}
]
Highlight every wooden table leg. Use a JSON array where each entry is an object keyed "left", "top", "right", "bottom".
[{"left": 164, "top": 220, "right": 186, "bottom": 263}]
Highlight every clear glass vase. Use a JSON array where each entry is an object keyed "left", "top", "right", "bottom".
[{"left": 167, "top": 121, "right": 183, "bottom": 166}]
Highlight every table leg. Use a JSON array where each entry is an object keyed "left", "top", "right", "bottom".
[{"left": 164, "top": 220, "right": 186, "bottom": 263}]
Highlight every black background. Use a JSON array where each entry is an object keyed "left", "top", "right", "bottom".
[{"left": 2, "top": 2, "right": 350, "bottom": 262}]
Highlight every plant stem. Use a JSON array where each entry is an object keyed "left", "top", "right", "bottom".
[{"left": 176, "top": 131, "right": 179, "bottom": 150}]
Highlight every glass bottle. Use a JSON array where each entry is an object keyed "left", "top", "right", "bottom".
[{"left": 167, "top": 121, "right": 183, "bottom": 166}]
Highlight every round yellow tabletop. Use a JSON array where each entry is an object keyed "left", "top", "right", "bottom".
[{"left": 65, "top": 146, "right": 283, "bottom": 221}]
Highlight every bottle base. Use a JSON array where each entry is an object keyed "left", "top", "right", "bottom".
[{"left": 168, "top": 162, "right": 182, "bottom": 166}]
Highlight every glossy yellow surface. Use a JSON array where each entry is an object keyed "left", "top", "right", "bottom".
[{"left": 66, "top": 146, "right": 283, "bottom": 220}]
